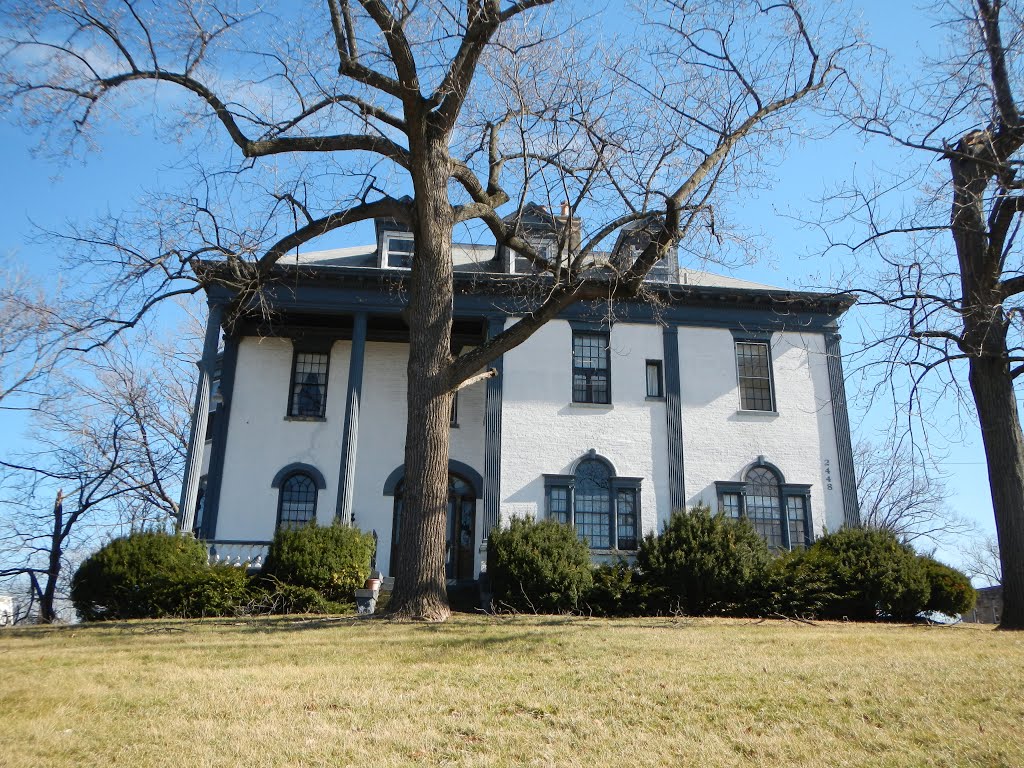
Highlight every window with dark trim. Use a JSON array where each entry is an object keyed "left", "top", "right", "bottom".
[
  {"left": 735, "top": 340, "right": 775, "bottom": 411},
  {"left": 545, "top": 454, "right": 640, "bottom": 550},
  {"left": 716, "top": 462, "right": 811, "bottom": 551},
  {"left": 277, "top": 472, "right": 318, "bottom": 530},
  {"left": 288, "top": 351, "right": 329, "bottom": 418},
  {"left": 572, "top": 331, "right": 610, "bottom": 404},
  {"left": 383, "top": 233, "right": 415, "bottom": 268},
  {"left": 646, "top": 360, "right": 664, "bottom": 398}
]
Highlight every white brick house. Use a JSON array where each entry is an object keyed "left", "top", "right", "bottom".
[{"left": 179, "top": 211, "right": 858, "bottom": 582}]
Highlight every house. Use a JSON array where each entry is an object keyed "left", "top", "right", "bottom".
[{"left": 178, "top": 208, "right": 859, "bottom": 583}]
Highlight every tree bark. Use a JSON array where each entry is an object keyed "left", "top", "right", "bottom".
[
  {"left": 952, "top": 142, "right": 1024, "bottom": 629},
  {"left": 969, "top": 352, "right": 1024, "bottom": 628},
  {"left": 39, "top": 489, "right": 63, "bottom": 624},
  {"left": 388, "top": 133, "right": 455, "bottom": 621}
]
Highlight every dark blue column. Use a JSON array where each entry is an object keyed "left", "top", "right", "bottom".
[
  {"left": 663, "top": 325, "right": 686, "bottom": 512},
  {"left": 178, "top": 299, "right": 224, "bottom": 534},
  {"left": 482, "top": 316, "right": 505, "bottom": 543},
  {"left": 336, "top": 312, "right": 367, "bottom": 523},
  {"left": 825, "top": 332, "right": 860, "bottom": 527},
  {"left": 199, "top": 333, "right": 239, "bottom": 540}
]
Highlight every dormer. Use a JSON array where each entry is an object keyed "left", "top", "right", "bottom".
[
  {"left": 498, "top": 202, "right": 581, "bottom": 275},
  {"left": 375, "top": 216, "right": 415, "bottom": 269},
  {"left": 610, "top": 216, "right": 679, "bottom": 283}
]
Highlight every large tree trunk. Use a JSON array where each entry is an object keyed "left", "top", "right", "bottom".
[
  {"left": 952, "top": 145, "right": 1024, "bottom": 630},
  {"left": 388, "top": 135, "right": 455, "bottom": 621},
  {"left": 969, "top": 352, "right": 1024, "bottom": 629}
]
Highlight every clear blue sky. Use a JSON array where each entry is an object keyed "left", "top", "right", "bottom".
[{"left": 0, "top": 1, "right": 998, "bottom": 568}]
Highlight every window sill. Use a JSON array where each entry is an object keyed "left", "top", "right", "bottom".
[
  {"left": 284, "top": 415, "right": 327, "bottom": 423},
  {"left": 568, "top": 401, "right": 613, "bottom": 410},
  {"left": 645, "top": 395, "right": 665, "bottom": 402},
  {"left": 735, "top": 409, "right": 779, "bottom": 417},
  {"left": 590, "top": 548, "right": 639, "bottom": 556}
]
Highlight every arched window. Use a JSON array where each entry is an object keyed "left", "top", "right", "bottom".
[
  {"left": 715, "top": 459, "right": 812, "bottom": 551},
  {"left": 277, "top": 472, "right": 318, "bottom": 530},
  {"left": 545, "top": 452, "right": 640, "bottom": 550}
]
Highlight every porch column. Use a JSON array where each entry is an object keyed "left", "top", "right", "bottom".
[
  {"left": 481, "top": 316, "right": 505, "bottom": 544},
  {"left": 178, "top": 299, "right": 224, "bottom": 534},
  {"left": 336, "top": 312, "right": 368, "bottom": 524}
]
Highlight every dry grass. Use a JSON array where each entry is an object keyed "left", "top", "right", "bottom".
[{"left": 0, "top": 615, "right": 1021, "bottom": 767}]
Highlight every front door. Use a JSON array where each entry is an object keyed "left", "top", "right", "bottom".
[{"left": 391, "top": 474, "right": 477, "bottom": 581}]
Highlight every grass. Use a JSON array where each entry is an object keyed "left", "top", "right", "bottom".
[{"left": 0, "top": 615, "right": 1021, "bottom": 768}]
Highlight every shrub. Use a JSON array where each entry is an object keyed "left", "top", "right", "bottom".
[
  {"left": 920, "top": 556, "right": 976, "bottom": 617},
  {"left": 248, "top": 579, "right": 352, "bottom": 615},
  {"left": 71, "top": 531, "right": 249, "bottom": 620},
  {"left": 787, "top": 528, "right": 931, "bottom": 621},
  {"left": 487, "top": 517, "right": 593, "bottom": 613},
  {"left": 260, "top": 522, "right": 375, "bottom": 604},
  {"left": 636, "top": 504, "right": 771, "bottom": 615},
  {"left": 585, "top": 561, "right": 640, "bottom": 617}
]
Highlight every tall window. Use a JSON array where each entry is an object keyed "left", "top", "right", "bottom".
[
  {"left": 383, "top": 233, "right": 415, "bottom": 268},
  {"left": 277, "top": 472, "right": 318, "bottom": 530},
  {"left": 572, "top": 331, "right": 611, "bottom": 404},
  {"left": 545, "top": 454, "right": 640, "bottom": 550},
  {"left": 717, "top": 463, "right": 811, "bottom": 551},
  {"left": 288, "top": 351, "right": 329, "bottom": 418},
  {"left": 735, "top": 341, "right": 774, "bottom": 411},
  {"left": 745, "top": 466, "right": 784, "bottom": 549}
]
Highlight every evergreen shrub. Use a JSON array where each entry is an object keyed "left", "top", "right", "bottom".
[
  {"left": 637, "top": 504, "right": 771, "bottom": 615},
  {"left": 487, "top": 517, "right": 593, "bottom": 613},
  {"left": 260, "top": 522, "right": 375, "bottom": 604},
  {"left": 784, "top": 527, "right": 931, "bottom": 621},
  {"left": 920, "top": 556, "right": 976, "bottom": 617},
  {"left": 586, "top": 560, "right": 641, "bottom": 616},
  {"left": 71, "top": 531, "right": 249, "bottom": 621}
]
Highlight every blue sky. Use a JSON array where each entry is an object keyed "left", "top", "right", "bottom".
[{"left": 0, "top": 1, "right": 998, "bottom": 568}]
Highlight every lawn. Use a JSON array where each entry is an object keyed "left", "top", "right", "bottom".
[{"left": 0, "top": 615, "right": 1021, "bottom": 768}]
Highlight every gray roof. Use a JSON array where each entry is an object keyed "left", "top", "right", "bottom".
[{"left": 292, "top": 244, "right": 781, "bottom": 289}]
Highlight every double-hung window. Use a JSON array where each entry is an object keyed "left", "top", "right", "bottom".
[
  {"left": 545, "top": 454, "right": 640, "bottom": 551},
  {"left": 735, "top": 340, "right": 775, "bottom": 411},
  {"left": 572, "top": 331, "right": 611, "bottom": 404},
  {"left": 288, "top": 350, "right": 329, "bottom": 419},
  {"left": 383, "top": 233, "right": 415, "bottom": 269}
]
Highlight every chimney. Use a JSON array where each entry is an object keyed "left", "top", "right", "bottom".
[{"left": 560, "top": 201, "right": 570, "bottom": 217}]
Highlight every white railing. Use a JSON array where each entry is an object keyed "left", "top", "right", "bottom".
[{"left": 207, "top": 540, "right": 270, "bottom": 569}]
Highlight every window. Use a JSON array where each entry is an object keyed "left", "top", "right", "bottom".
[
  {"left": 450, "top": 391, "right": 459, "bottom": 427},
  {"left": 288, "top": 351, "right": 329, "bottom": 418},
  {"left": 735, "top": 340, "right": 774, "bottom": 411},
  {"left": 513, "top": 242, "right": 553, "bottom": 274},
  {"left": 716, "top": 462, "right": 811, "bottom": 551},
  {"left": 383, "top": 233, "right": 415, "bottom": 268},
  {"left": 572, "top": 331, "right": 610, "bottom": 404},
  {"left": 277, "top": 472, "right": 318, "bottom": 530},
  {"left": 545, "top": 454, "right": 640, "bottom": 550},
  {"left": 646, "top": 360, "right": 664, "bottom": 398}
]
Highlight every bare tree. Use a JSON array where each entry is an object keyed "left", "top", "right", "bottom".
[
  {"left": 964, "top": 534, "right": 1003, "bottom": 586},
  {"left": 0, "top": 0, "right": 854, "bottom": 619},
  {"left": 855, "top": 439, "right": 971, "bottom": 548},
  {"left": 820, "top": 0, "right": 1024, "bottom": 628},
  {"left": 0, "top": 336, "right": 194, "bottom": 623},
  {"left": 0, "top": 257, "right": 66, "bottom": 409}
]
